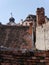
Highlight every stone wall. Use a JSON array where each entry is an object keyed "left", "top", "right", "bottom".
[
  {"left": 0, "top": 50, "right": 49, "bottom": 65},
  {"left": 0, "top": 24, "right": 34, "bottom": 50}
]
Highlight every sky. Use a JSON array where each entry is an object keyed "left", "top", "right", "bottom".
[{"left": 0, "top": 0, "right": 49, "bottom": 24}]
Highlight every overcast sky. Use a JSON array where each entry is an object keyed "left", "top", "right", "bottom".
[{"left": 0, "top": 0, "right": 49, "bottom": 24}]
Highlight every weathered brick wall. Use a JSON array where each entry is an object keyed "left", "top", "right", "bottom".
[
  {"left": 0, "top": 25, "right": 33, "bottom": 50},
  {"left": 0, "top": 50, "right": 49, "bottom": 65}
]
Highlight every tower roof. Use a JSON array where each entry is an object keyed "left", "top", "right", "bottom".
[
  {"left": 9, "top": 17, "right": 15, "bottom": 22},
  {"left": 7, "top": 13, "right": 16, "bottom": 25},
  {"left": 9, "top": 13, "right": 15, "bottom": 22},
  {"left": 24, "top": 14, "right": 36, "bottom": 22}
]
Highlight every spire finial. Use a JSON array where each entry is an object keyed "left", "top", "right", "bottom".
[{"left": 11, "top": 12, "right": 13, "bottom": 17}]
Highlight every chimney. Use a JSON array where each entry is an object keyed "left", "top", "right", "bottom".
[
  {"left": 28, "top": 22, "right": 36, "bottom": 50},
  {"left": 36, "top": 7, "right": 45, "bottom": 26},
  {"left": 29, "top": 22, "right": 33, "bottom": 35}
]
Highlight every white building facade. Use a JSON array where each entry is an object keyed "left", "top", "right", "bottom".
[{"left": 36, "top": 22, "right": 49, "bottom": 50}]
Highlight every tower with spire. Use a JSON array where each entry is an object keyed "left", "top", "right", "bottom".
[{"left": 7, "top": 13, "right": 16, "bottom": 25}]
